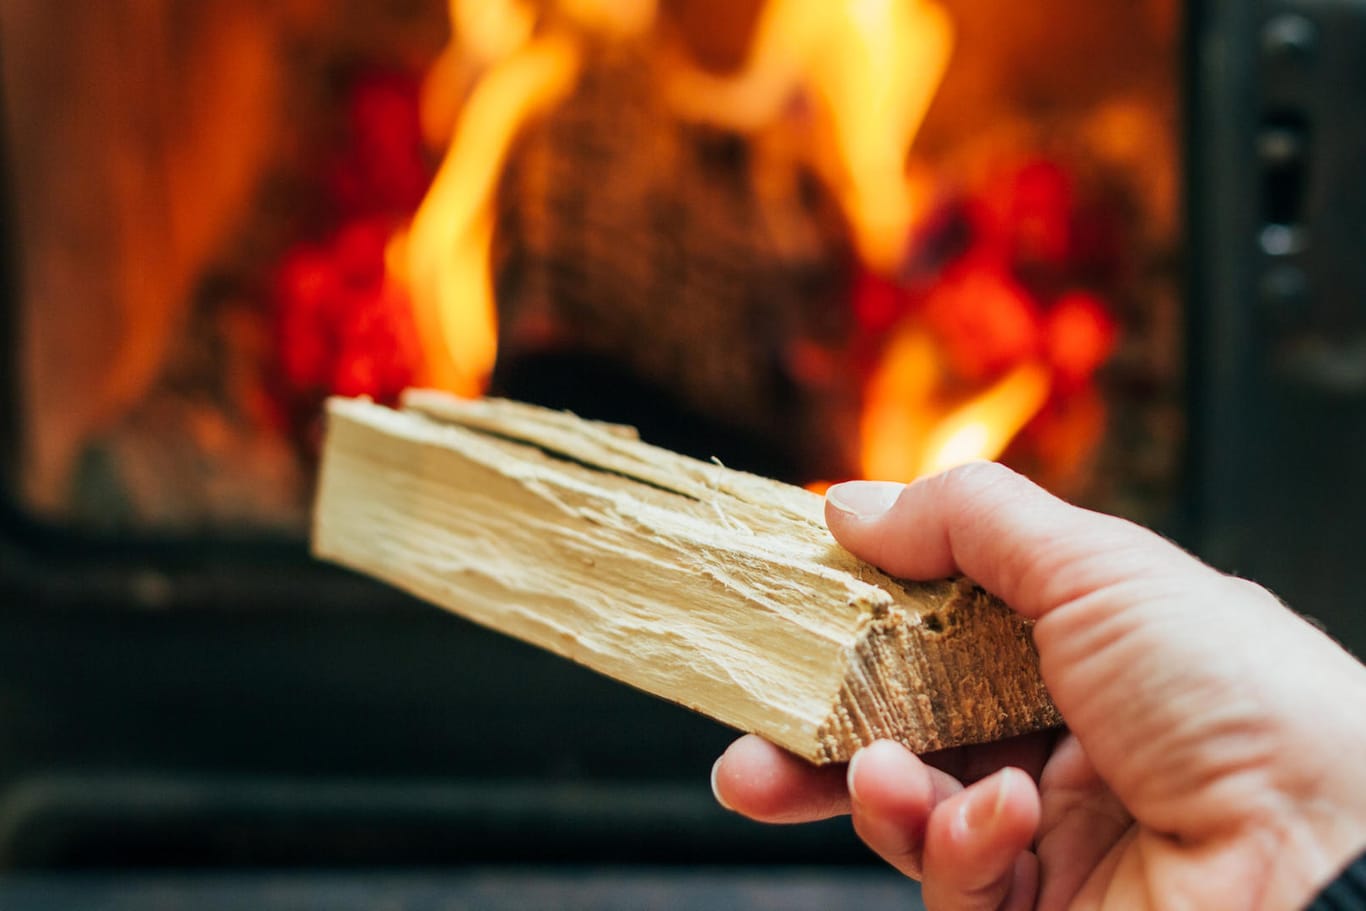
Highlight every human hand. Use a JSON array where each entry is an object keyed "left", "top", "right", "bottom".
[{"left": 711, "top": 463, "right": 1366, "bottom": 911}]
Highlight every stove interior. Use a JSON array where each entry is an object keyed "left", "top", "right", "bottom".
[{"left": 2, "top": 0, "right": 1182, "bottom": 537}]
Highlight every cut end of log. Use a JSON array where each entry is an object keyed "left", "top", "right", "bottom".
[
  {"left": 312, "top": 392, "right": 1061, "bottom": 765},
  {"left": 817, "top": 579, "right": 1062, "bottom": 762}
]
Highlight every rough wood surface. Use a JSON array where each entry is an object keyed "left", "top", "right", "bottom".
[
  {"left": 313, "top": 393, "right": 1060, "bottom": 763},
  {"left": 491, "top": 42, "right": 858, "bottom": 483}
]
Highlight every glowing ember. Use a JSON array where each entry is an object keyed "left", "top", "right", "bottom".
[
  {"left": 851, "top": 153, "right": 1122, "bottom": 487},
  {"left": 275, "top": 219, "right": 423, "bottom": 404},
  {"left": 1045, "top": 291, "right": 1119, "bottom": 392},
  {"left": 272, "top": 72, "right": 428, "bottom": 412}
]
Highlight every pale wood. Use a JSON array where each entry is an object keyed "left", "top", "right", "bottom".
[{"left": 313, "top": 393, "right": 1060, "bottom": 763}]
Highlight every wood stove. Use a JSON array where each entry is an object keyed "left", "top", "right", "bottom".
[{"left": 0, "top": 0, "right": 1362, "bottom": 883}]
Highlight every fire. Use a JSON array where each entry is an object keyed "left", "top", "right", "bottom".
[
  {"left": 667, "top": 0, "right": 953, "bottom": 272},
  {"left": 852, "top": 170, "right": 1121, "bottom": 487},
  {"left": 392, "top": 0, "right": 661, "bottom": 398},
  {"left": 389, "top": 33, "right": 580, "bottom": 397},
  {"left": 376, "top": 0, "right": 1118, "bottom": 491},
  {"left": 858, "top": 327, "right": 1052, "bottom": 482},
  {"left": 396, "top": 0, "right": 953, "bottom": 397},
  {"left": 392, "top": 18, "right": 578, "bottom": 397},
  {"left": 916, "top": 363, "right": 1052, "bottom": 477},
  {"left": 816, "top": 0, "right": 953, "bottom": 271}
]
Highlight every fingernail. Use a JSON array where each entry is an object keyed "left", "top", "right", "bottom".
[
  {"left": 963, "top": 769, "right": 1011, "bottom": 832},
  {"left": 710, "top": 757, "right": 733, "bottom": 811},
  {"left": 827, "top": 481, "right": 906, "bottom": 519},
  {"left": 846, "top": 747, "right": 867, "bottom": 805}
]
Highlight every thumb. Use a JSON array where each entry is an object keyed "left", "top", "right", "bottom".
[{"left": 823, "top": 462, "right": 1218, "bottom": 622}]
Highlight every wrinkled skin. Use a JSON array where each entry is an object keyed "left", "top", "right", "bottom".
[{"left": 712, "top": 464, "right": 1366, "bottom": 911}]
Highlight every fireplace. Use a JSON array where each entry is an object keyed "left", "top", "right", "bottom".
[
  {"left": 4, "top": 0, "right": 1186, "bottom": 531},
  {"left": 0, "top": 0, "right": 1363, "bottom": 875}
]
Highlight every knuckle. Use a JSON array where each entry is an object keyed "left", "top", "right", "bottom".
[{"left": 935, "top": 461, "right": 1022, "bottom": 503}]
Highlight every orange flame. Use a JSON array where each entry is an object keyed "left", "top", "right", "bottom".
[
  {"left": 860, "top": 324, "right": 1052, "bottom": 482},
  {"left": 402, "top": 0, "right": 953, "bottom": 394},
  {"left": 390, "top": 28, "right": 580, "bottom": 397},
  {"left": 394, "top": 0, "right": 659, "bottom": 398},
  {"left": 916, "top": 363, "right": 1051, "bottom": 477},
  {"left": 667, "top": 0, "right": 952, "bottom": 271},
  {"left": 400, "top": 0, "right": 1053, "bottom": 486}
]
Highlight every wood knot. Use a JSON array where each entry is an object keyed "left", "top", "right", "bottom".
[{"left": 921, "top": 605, "right": 962, "bottom": 635}]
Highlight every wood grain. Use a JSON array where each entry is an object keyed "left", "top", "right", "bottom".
[{"left": 312, "top": 393, "right": 1060, "bottom": 762}]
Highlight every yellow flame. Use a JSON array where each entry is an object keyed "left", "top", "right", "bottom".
[
  {"left": 860, "top": 326, "right": 1052, "bottom": 481},
  {"left": 859, "top": 326, "right": 941, "bottom": 481},
  {"left": 667, "top": 0, "right": 952, "bottom": 272},
  {"left": 394, "top": 32, "right": 583, "bottom": 397},
  {"left": 400, "top": 0, "right": 664, "bottom": 396},
  {"left": 556, "top": 0, "right": 658, "bottom": 37},
  {"left": 816, "top": 0, "right": 953, "bottom": 271},
  {"left": 917, "top": 362, "right": 1052, "bottom": 477},
  {"left": 454, "top": 0, "right": 538, "bottom": 63}
]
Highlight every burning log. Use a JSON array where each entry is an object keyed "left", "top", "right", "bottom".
[
  {"left": 488, "top": 46, "right": 860, "bottom": 481},
  {"left": 312, "top": 391, "right": 1061, "bottom": 763}
]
